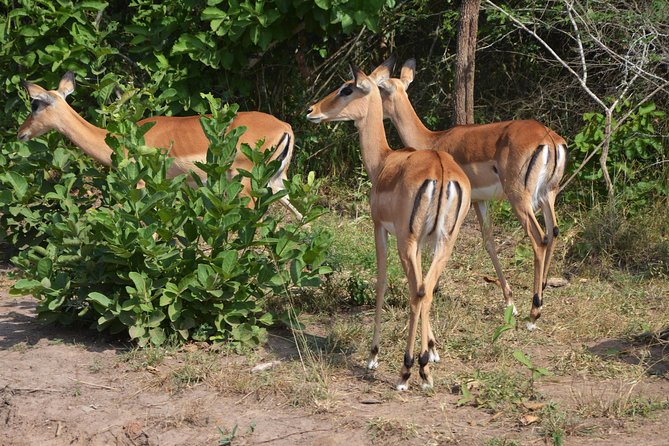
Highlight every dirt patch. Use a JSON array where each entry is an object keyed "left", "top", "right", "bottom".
[{"left": 1, "top": 285, "right": 668, "bottom": 445}]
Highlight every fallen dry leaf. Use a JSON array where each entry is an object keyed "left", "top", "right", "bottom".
[
  {"left": 519, "top": 414, "right": 540, "bottom": 426},
  {"left": 522, "top": 401, "right": 546, "bottom": 411}
]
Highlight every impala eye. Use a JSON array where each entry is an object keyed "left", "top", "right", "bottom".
[
  {"left": 340, "top": 86, "right": 353, "bottom": 96},
  {"left": 30, "top": 100, "right": 41, "bottom": 113}
]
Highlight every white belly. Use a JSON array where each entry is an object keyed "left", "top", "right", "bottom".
[{"left": 471, "top": 182, "right": 505, "bottom": 202}]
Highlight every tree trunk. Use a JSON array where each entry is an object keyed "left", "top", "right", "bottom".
[{"left": 454, "top": 0, "right": 481, "bottom": 126}]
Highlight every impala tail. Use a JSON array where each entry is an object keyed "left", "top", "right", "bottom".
[
  {"left": 411, "top": 161, "right": 469, "bottom": 298},
  {"left": 524, "top": 141, "right": 568, "bottom": 212}
]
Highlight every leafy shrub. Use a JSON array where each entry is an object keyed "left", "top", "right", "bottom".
[
  {"left": 0, "top": 132, "right": 98, "bottom": 262},
  {"left": 10, "top": 97, "right": 332, "bottom": 347},
  {"left": 572, "top": 102, "right": 668, "bottom": 205}
]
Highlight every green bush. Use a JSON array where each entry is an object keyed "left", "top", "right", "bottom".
[
  {"left": 10, "top": 97, "right": 332, "bottom": 347},
  {"left": 572, "top": 102, "right": 668, "bottom": 205}
]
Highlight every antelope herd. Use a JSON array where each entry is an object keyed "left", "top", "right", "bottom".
[{"left": 17, "top": 55, "right": 567, "bottom": 391}]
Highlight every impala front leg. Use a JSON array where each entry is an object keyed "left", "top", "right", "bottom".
[
  {"left": 474, "top": 201, "right": 516, "bottom": 315},
  {"left": 368, "top": 223, "right": 389, "bottom": 370}
]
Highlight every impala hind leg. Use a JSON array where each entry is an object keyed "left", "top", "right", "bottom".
[
  {"left": 540, "top": 189, "right": 559, "bottom": 290},
  {"left": 474, "top": 201, "right": 516, "bottom": 315},
  {"left": 368, "top": 224, "right": 389, "bottom": 370},
  {"left": 426, "top": 323, "right": 440, "bottom": 363},
  {"left": 417, "top": 234, "right": 460, "bottom": 389},
  {"left": 396, "top": 238, "right": 423, "bottom": 391},
  {"left": 513, "top": 201, "right": 547, "bottom": 330}
]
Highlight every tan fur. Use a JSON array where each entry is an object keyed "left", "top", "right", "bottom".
[
  {"left": 307, "top": 64, "right": 471, "bottom": 390},
  {"left": 377, "top": 58, "right": 569, "bottom": 323},
  {"left": 17, "top": 73, "right": 301, "bottom": 218}
]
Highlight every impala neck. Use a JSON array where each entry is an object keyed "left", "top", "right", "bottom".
[
  {"left": 59, "top": 107, "right": 113, "bottom": 166},
  {"left": 389, "top": 96, "right": 438, "bottom": 150},
  {"left": 354, "top": 88, "right": 392, "bottom": 182}
]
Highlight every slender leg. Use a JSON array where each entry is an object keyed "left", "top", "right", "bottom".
[
  {"left": 427, "top": 323, "right": 440, "bottom": 363},
  {"left": 268, "top": 174, "right": 303, "bottom": 220},
  {"left": 474, "top": 201, "right": 515, "bottom": 314},
  {"left": 417, "top": 188, "right": 470, "bottom": 389},
  {"left": 540, "top": 189, "right": 559, "bottom": 289},
  {"left": 511, "top": 200, "right": 547, "bottom": 330},
  {"left": 418, "top": 288, "right": 434, "bottom": 389},
  {"left": 368, "top": 223, "right": 389, "bottom": 370},
  {"left": 278, "top": 195, "right": 303, "bottom": 220},
  {"left": 418, "top": 235, "right": 459, "bottom": 389},
  {"left": 396, "top": 237, "right": 422, "bottom": 391}
]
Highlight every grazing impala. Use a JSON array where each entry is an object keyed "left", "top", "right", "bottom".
[
  {"left": 307, "top": 63, "right": 471, "bottom": 390},
  {"left": 375, "top": 57, "right": 568, "bottom": 329},
  {"left": 17, "top": 72, "right": 302, "bottom": 219}
]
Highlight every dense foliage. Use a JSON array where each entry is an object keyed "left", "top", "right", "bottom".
[{"left": 10, "top": 99, "right": 331, "bottom": 346}]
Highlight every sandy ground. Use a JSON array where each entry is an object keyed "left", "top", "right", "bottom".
[{"left": 1, "top": 286, "right": 668, "bottom": 445}]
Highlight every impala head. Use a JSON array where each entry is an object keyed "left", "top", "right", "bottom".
[
  {"left": 306, "top": 55, "right": 396, "bottom": 124},
  {"left": 17, "top": 72, "right": 76, "bottom": 142},
  {"left": 377, "top": 58, "right": 415, "bottom": 118}
]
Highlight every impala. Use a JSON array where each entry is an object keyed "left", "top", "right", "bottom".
[
  {"left": 307, "top": 63, "right": 471, "bottom": 390},
  {"left": 17, "top": 72, "right": 302, "bottom": 219},
  {"left": 375, "top": 57, "right": 568, "bottom": 329}
]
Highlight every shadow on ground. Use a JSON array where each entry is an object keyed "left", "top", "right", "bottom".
[
  {"left": 0, "top": 294, "right": 129, "bottom": 353},
  {"left": 589, "top": 328, "right": 669, "bottom": 377}
]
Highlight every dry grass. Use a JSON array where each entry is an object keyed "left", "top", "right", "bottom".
[{"left": 98, "top": 202, "right": 669, "bottom": 444}]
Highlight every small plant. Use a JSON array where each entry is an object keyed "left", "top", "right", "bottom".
[
  {"left": 217, "top": 424, "right": 238, "bottom": 446},
  {"left": 484, "top": 438, "right": 520, "bottom": 446},
  {"left": 456, "top": 370, "right": 534, "bottom": 413},
  {"left": 492, "top": 304, "right": 517, "bottom": 343},
  {"left": 89, "top": 359, "right": 103, "bottom": 374},
  {"left": 346, "top": 274, "right": 372, "bottom": 306},
  {"left": 540, "top": 402, "right": 567, "bottom": 446},
  {"left": 513, "top": 350, "right": 551, "bottom": 383}
]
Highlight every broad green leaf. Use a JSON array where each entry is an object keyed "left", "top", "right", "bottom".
[
  {"left": 129, "top": 325, "right": 146, "bottom": 339},
  {"left": 147, "top": 309, "right": 166, "bottom": 328},
  {"left": 513, "top": 350, "right": 533, "bottom": 369},
  {"left": 88, "top": 292, "right": 112, "bottom": 308},
  {"left": 149, "top": 327, "right": 166, "bottom": 345},
  {"left": 10, "top": 279, "right": 43, "bottom": 295}
]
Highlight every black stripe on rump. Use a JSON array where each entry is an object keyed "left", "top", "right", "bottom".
[
  {"left": 274, "top": 132, "right": 291, "bottom": 165},
  {"left": 524, "top": 145, "right": 545, "bottom": 188},
  {"left": 429, "top": 153, "right": 446, "bottom": 236},
  {"left": 449, "top": 181, "right": 463, "bottom": 235},
  {"left": 410, "top": 179, "right": 433, "bottom": 235}
]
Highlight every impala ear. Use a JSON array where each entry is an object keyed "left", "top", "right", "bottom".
[
  {"left": 350, "top": 64, "right": 372, "bottom": 93},
  {"left": 22, "top": 81, "right": 54, "bottom": 104},
  {"left": 370, "top": 53, "right": 396, "bottom": 84},
  {"left": 400, "top": 59, "right": 416, "bottom": 88},
  {"left": 57, "top": 71, "right": 76, "bottom": 99}
]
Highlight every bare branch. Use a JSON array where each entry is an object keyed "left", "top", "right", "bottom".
[
  {"left": 484, "top": 0, "right": 608, "bottom": 110},
  {"left": 565, "top": 0, "right": 587, "bottom": 85}
]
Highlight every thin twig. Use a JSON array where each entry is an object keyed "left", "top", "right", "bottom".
[
  {"left": 67, "top": 377, "right": 119, "bottom": 391},
  {"left": 8, "top": 387, "right": 63, "bottom": 393},
  {"left": 254, "top": 428, "right": 331, "bottom": 444},
  {"left": 484, "top": 0, "right": 607, "bottom": 110}
]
